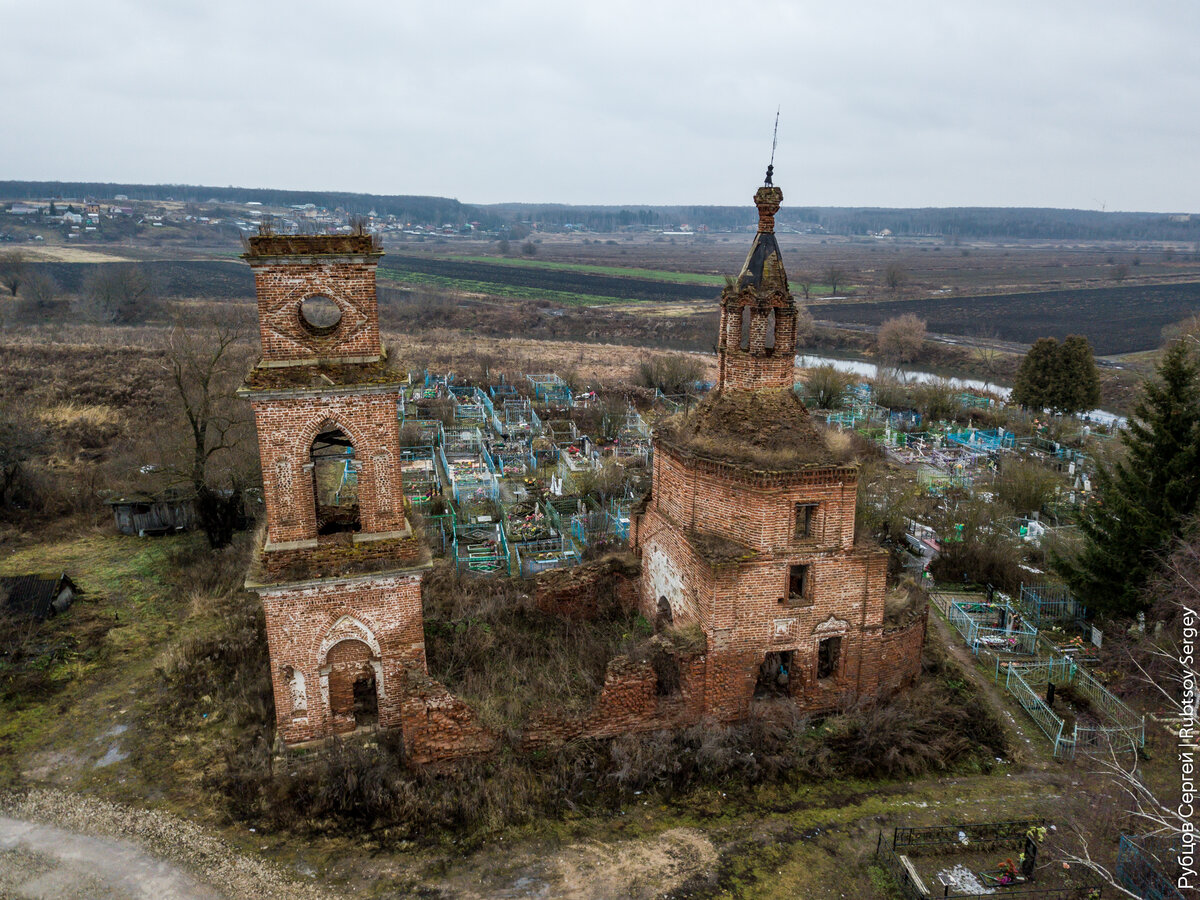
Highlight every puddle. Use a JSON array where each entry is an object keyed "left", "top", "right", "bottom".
[{"left": 93, "top": 743, "right": 128, "bottom": 768}]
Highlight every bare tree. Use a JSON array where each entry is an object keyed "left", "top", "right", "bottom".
[
  {"left": 163, "top": 321, "right": 256, "bottom": 547},
  {"left": 877, "top": 313, "right": 927, "bottom": 365},
  {"left": 794, "top": 306, "right": 815, "bottom": 348},
  {"left": 13, "top": 271, "right": 61, "bottom": 322},
  {"left": 824, "top": 265, "right": 847, "bottom": 296},
  {"left": 884, "top": 262, "right": 907, "bottom": 292},
  {"left": 81, "top": 264, "right": 156, "bottom": 324},
  {"left": 970, "top": 328, "right": 1005, "bottom": 387},
  {"left": 0, "top": 403, "right": 47, "bottom": 510},
  {"left": 794, "top": 271, "right": 814, "bottom": 300},
  {"left": 0, "top": 250, "right": 25, "bottom": 297},
  {"left": 1055, "top": 529, "right": 1199, "bottom": 895}
]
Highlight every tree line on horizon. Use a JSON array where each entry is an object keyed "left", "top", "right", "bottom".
[{"left": 3, "top": 180, "right": 1198, "bottom": 242}]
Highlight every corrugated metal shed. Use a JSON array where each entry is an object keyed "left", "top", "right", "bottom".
[{"left": 0, "top": 573, "right": 77, "bottom": 620}]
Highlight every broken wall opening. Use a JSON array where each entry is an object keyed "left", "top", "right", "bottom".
[
  {"left": 326, "top": 638, "right": 378, "bottom": 733},
  {"left": 755, "top": 650, "right": 793, "bottom": 698},
  {"left": 311, "top": 425, "right": 361, "bottom": 535}
]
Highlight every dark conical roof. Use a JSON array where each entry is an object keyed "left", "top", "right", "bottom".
[{"left": 734, "top": 186, "right": 788, "bottom": 294}]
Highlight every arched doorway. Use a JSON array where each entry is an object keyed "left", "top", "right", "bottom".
[
  {"left": 310, "top": 424, "right": 360, "bottom": 535},
  {"left": 656, "top": 596, "right": 673, "bottom": 632},
  {"left": 325, "top": 639, "right": 378, "bottom": 733}
]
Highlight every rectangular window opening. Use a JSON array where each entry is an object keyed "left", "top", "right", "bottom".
[
  {"left": 788, "top": 564, "right": 810, "bottom": 605},
  {"left": 794, "top": 503, "right": 818, "bottom": 539},
  {"left": 818, "top": 636, "right": 841, "bottom": 680}
]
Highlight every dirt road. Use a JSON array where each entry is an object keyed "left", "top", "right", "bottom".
[
  {"left": 0, "top": 790, "right": 335, "bottom": 900},
  {"left": 0, "top": 815, "right": 222, "bottom": 899}
]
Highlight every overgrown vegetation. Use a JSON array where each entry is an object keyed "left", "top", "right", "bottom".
[
  {"left": 207, "top": 637, "right": 1007, "bottom": 840},
  {"left": 421, "top": 563, "right": 647, "bottom": 729}
]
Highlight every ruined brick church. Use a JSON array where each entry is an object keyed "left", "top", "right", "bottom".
[{"left": 240, "top": 177, "right": 925, "bottom": 756}]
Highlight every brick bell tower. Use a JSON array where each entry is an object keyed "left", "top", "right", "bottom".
[
  {"left": 716, "top": 184, "right": 801, "bottom": 392},
  {"left": 632, "top": 174, "right": 920, "bottom": 722},
  {"left": 238, "top": 232, "right": 430, "bottom": 746}
]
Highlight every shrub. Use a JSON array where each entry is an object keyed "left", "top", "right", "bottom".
[
  {"left": 635, "top": 353, "right": 704, "bottom": 396},
  {"left": 995, "top": 459, "right": 1063, "bottom": 515},
  {"left": 804, "top": 364, "right": 852, "bottom": 409}
]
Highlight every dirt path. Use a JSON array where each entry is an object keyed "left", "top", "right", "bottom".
[
  {"left": 0, "top": 790, "right": 336, "bottom": 900},
  {"left": 0, "top": 815, "right": 222, "bottom": 899}
]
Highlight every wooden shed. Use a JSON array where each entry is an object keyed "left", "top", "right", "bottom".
[{"left": 106, "top": 491, "right": 196, "bottom": 536}]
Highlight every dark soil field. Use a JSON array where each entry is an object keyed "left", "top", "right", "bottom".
[
  {"left": 27, "top": 259, "right": 253, "bottom": 299},
  {"left": 378, "top": 254, "right": 715, "bottom": 303},
  {"left": 812, "top": 281, "right": 1200, "bottom": 354}
]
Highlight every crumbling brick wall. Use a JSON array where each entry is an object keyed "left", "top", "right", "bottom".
[
  {"left": 249, "top": 390, "right": 410, "bottom": 547},
  {"left": 258, "top": 573, "right": 426, "bottom": 746},
  {"left": 521, "top": 650, "right": 709, "bottom": 750},
  {"left": 247, "top": 254, "right": 384, "bottom": 363},
  {"left": 532, "top": 555, "right": 641, "bottom": 619}
]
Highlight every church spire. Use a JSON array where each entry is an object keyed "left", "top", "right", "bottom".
[{"left": 716, "top": 174, "right": 799, "bottom": 393}]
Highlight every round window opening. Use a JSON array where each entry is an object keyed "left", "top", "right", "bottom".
[{"left": 299, "top": 295, "right": 342, "bottom": 335}]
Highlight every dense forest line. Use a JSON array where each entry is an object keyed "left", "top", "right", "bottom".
[{"left": 3, "top": 180, "right": 1198, "bottom": 242}]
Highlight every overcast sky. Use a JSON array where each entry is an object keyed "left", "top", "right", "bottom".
[{"left": 2, "top": 1, "right": 1197, "bottom": 212}]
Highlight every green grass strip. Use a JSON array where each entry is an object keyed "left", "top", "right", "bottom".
[
  {"left": 376, "top": 269, "right": 633, "bottom": 307},
  {"left": 408, "top": 254, "right": 727, "bottom": 286}
]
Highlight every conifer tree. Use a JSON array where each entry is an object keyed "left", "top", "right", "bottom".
[
  {"left": 1056, "top": 334, "right": 1102, "bottom": 414},
  {"left": 1012, "top": 337, "right": 1060, "bottom": 411},
  {"left": 1057, "top": 341, "right": 1200, "bottom": 615},
  {"left": 1011, "top": 334, "right": 1102, "bottom": 415}
]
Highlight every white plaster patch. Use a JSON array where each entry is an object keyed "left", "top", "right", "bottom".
[{"left": 646, "top": 544, "right": 685, "bottom": 622}]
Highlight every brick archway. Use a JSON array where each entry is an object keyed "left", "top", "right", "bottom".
[{"left": 324, "top": 638, "right": 379, "bottom": 734}]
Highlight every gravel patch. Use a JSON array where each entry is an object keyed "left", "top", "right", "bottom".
[{"left": 0, "top": 788, "right": 340, "bottom": 900}]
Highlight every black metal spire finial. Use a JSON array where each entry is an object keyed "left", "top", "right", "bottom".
[{"left": 764, "top": 107, "right": 780, "bottom": 186}]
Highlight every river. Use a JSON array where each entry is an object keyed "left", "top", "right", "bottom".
[{"left": 794, "top": 354, "right": 1126, "bottom": 427}]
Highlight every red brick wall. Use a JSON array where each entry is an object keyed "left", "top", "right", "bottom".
[
  {"left": 521, "top": 651, "right": 709, "bottom": 749},
  {"left": 250, "top": 391, "right": 408, "bottom": 546},
  {"left": 249, "top": 260, "right": 383, "bottom": 362},
  {"left": 258, "top": 573, "right": 425, "bottom": 745},
  {"left": 532, "top": 556, "right": 640, "bottom": 619},
  {"left": 631, "top": 445, "right": 922, "bottom": 724},
  {"left": 650, "top": 447, "right": 858, "bottom": 554},
  {"left": 402, "top": 678, "right": 500, "bottom": 763},
  {"left": 716, "top": 296, "right": 798, "bottom": 392}
]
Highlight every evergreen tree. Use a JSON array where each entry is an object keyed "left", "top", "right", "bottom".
[
  {"left": 1012, "top": 337, "right": 1060, "bottom": 411},
  {"left": 1011, "top": 334, "right": 1102, "bottom": 414},
  {"left": 1057, "top": 341, "right": 1200, "bottom": 615},
  {"left": 1056, "top": 334, "right": 1102, "bottom": 414}
]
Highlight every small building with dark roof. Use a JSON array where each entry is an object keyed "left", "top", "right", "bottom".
[{"left": 0, "top": 573, "right": 78, "bottom": 620}]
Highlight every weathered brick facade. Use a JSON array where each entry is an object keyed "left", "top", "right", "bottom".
[
  {"left": 235, "top": 192, "right": 922, "bottom": 759},
  {"left": 240, "top": 233, "right": 433, "bottom": 747},
  {"left": 245, "top": 234, "right": 384, "bottom": 364},
  {"left": 631, "top": 180, "right": 924, "bottom": 722}
]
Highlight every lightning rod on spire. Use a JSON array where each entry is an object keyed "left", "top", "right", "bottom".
[{"left": 765, "top": 107, "right": 780, "bottom": 186}]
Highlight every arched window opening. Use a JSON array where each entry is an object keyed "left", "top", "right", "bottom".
[
  {"left": 656, "top": 596, "right": 673, "bottom": 632},
  {"left": 311, "top": 424, "right": 360, "bottom": 535},
  {"left": 764, "top": 308, "right": 777, "bottom": 354},
  {"left": 740, "top": 305, "right": 751, "bottom": 351}
]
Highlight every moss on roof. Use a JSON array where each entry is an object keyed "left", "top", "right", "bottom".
[{"left": 656, "top": 388, "right": 844, "bottom": 471}]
